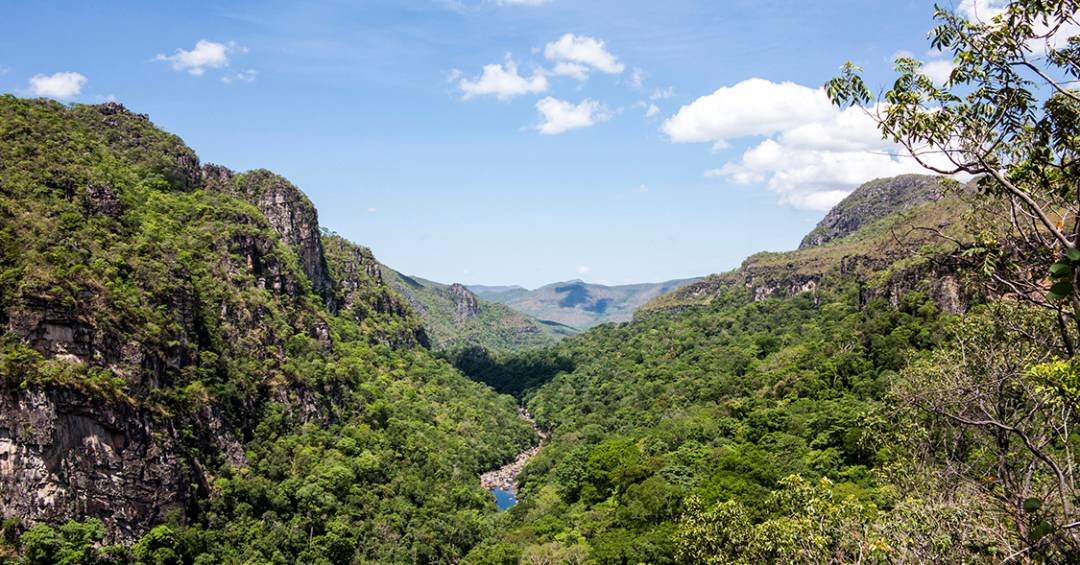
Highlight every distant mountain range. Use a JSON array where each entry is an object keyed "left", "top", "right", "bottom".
[
  {"left": 470, "top": 278, "right": 702, "bottom": 330},
  {"left": 380, "top": 267, "right": 577, "bottom": 351}
]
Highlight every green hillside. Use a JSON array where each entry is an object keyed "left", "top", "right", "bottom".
[
  {"left": 462, "top": 174, "right": 1075, "bottom": 563},
  {"left": 0, "top": 96, "right": 534, "bottom": 563},
  {"left": 381, "top": 267, "right": 576, "bottom": 351},
  {"left": 473, "top": 278, "right": 701, "bottom": 330}
]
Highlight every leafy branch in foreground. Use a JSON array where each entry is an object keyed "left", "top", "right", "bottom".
[{"left": 827, "top": 0, "right": 1080, "bottom": 350}]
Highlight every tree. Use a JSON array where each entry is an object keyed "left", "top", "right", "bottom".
[
  {"left": 827, "top": 0, "right": 1080, "bottom": 352},
  {"left": 894, "top": 303, "right": 1080, "bottom": 561}
]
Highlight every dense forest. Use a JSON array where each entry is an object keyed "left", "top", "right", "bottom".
[{"left": 2, "top": 0, "right": 1080, "bottom": 563}]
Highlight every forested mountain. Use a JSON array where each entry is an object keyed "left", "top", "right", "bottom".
[
  {"left": 472, "top": 278, "right": 700, "bottom": 330},
  {"left": 378, "top": 267, "right": 576, "bottom": 351},
  {"left": 3, "top": 2, "right": 1080, "bottom": 563},
  {"left": 0, "top": 96, "right": 536, "bottom": 562},
  {"left": 460, "top": 171, "right": 1080, "bottom": 562}
]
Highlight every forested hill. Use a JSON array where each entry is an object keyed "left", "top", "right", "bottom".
[
  {"left": 643, "top": 174, "right": 968, "bottom": 315},
  {"left": 462, "top": 171, "right": 1074, "bottom": 562},
  {"left": 472, "top": 278, "right": 701, "bottom": 330},
  {"left": 0, "top": 96, "right": 536, "bottom": 562},
  {"left": 378, "top": 266, "right": 576, "bottom": 351}
]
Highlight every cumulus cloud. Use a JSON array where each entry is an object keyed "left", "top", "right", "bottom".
[
  {"left": 155, "top": 40, "right": 240, "bottom": 75},
  {"left": 543, "top": 34, "right": 624, "bottom": 78},
  {"left": 459, "top": 55, "right": 548, "bottom": 100},
  {"left": 28, "top": 72, "right": 86, "bottom": 99},
  {"left": 662, "top": 78, "right": 835, "bottom": 144},
  {"left": 535, "top": 97, "right": 611, "bottom": 134},
  {"left": 670, "top": 78, "right": 941, "bottom": 211},
  {"left": 551, "top": 61, "right": 589, "bottom": 81}
]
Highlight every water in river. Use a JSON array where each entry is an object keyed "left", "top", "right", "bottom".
[{"left": 491, "top": 488, "right": 517, "bottom": 510}]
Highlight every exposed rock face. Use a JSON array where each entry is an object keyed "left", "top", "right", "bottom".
[
  {"left": 203, "top": 166, "right": 336, "bottom": 307},
  {"left": 448, "top": 283, "right": 480, "bottom": 322},
  {"left": 82, "top": 183, "right": 122, "bottom": 217},
  {"left": 800, "top": 175, "right": 944, "bottom": 249},
  {"left": 0, "top": 388, "right": 195, "bottom": 543},
  {"left": 746, "top": 274, "right": 820, "bottom": 303},
  {"left": 321, "top": 234, "right": 430, "bottom": 349}
]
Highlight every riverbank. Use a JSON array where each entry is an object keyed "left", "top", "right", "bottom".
[{"left": 480, "top": 408, "right": 547, "bottom": 494}]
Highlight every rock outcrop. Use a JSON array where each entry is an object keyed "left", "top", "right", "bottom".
[
  {"left": 203, "top": 165, "right": 336, "bottom": 308},
  {"left": 0, "top": 388, "right": 196, "bottom": 543},
  {"left": 800, "top": 175, "right": 944, "bottom": 249},
  {"left": 448, "top": 283, "right": 480, "bottom": 322}
]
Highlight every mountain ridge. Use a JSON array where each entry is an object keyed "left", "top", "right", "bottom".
[{"left": 471, "top": 277, "right": 702, "bottom": 330}]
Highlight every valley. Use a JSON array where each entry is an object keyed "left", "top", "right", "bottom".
[{"left": 2, "top": 1, "right": 1079, "bottom": 563}]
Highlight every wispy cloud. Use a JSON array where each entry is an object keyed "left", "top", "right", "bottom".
[{"left": 222, "top": 69, "right": 257, "bottom": 84}]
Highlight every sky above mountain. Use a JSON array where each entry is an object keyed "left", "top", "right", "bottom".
[{"left": 0, "top": 0, "right": 978, "bottom": 288}]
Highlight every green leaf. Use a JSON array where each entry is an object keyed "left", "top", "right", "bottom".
[
  {"left": 1066, "top": 248, "right": 1080, "bottom": 263},
  {"left": 1048, "top": 281, "right": 1074, "bottom": 300},
  {"left": 1050, "top": 261, "right": 1073, "bottom": 279},
  {"left": 1024, "top": 497, "right": 1043, "bottom": 513}
]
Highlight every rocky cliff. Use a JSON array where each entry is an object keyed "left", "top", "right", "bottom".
[
  {"left": 202, "top": 165, "right": 336, "bottom": 308},
  {"left": 799, "top": 175, "right": 945, "bottom": 249},
  {"left": 0, "top": 96, "right": 527, "bottom": 555},
  {"left": 448, "top": 283, "right": 481, "bottom": 322},
  {"left": 644, "top": 175, "right": 973, "bottom": 315}
]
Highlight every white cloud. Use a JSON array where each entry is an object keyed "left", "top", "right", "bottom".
[
  {"left": 576, "top": 265, "right": 590, "bottom": 274},
  {"left": 629, "top": 67, "right": 645, "bottom": 88},
  {"left": 28, "top": 72, "right": 86, "bottom": 99},
  {"left": 155, "top": 40, "right": 239, "bottom": 76},
  {"left": 495, "top": 0, "right": 550, "bottom": 4},
  {"left": 672, "top": 78, "right": 944, "bottom": 211},
  {"left": 637, "top": 184, "right": 649, "bottom": 193},
  {"left": 662, "top": 78, "right": 835, "bottom": 144},
  {"left": 222, "top": 69, "right": 257, "bottom": 84},
  {"left": 535, "top": 97, "right": 611, "bottom": 134},
  {"left": 921, "top": 59, "right": 955, "bottom": 84},
  {"left": 551, "top": 62, "right": 589, "bottom": 81},
  {"left": 543, "top": 34, "right": 624, "bottom": 77},
  {"left": 0, "top": 66, "right": 9, "bottom": 76},
  {"left": 459, "top": 55, "right": 548, "bottom": 100},
  {"left": 645, "top": 103, "right": 660, "bottom": 118},
  {"left": 367, "top": 207, "right": 377, "bottom": 213}
]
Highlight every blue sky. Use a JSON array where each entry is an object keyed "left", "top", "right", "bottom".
[{"left": 1, "top": 0, "right": 961, "bottom": 288}]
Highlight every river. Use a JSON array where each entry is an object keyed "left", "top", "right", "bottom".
[{"left": 480, "top": 407, "right": 547, "bottom": 510}]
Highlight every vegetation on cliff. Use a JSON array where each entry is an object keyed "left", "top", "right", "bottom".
[{"left": 0, "top": 96, "right": 534, "bottom": 563}]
